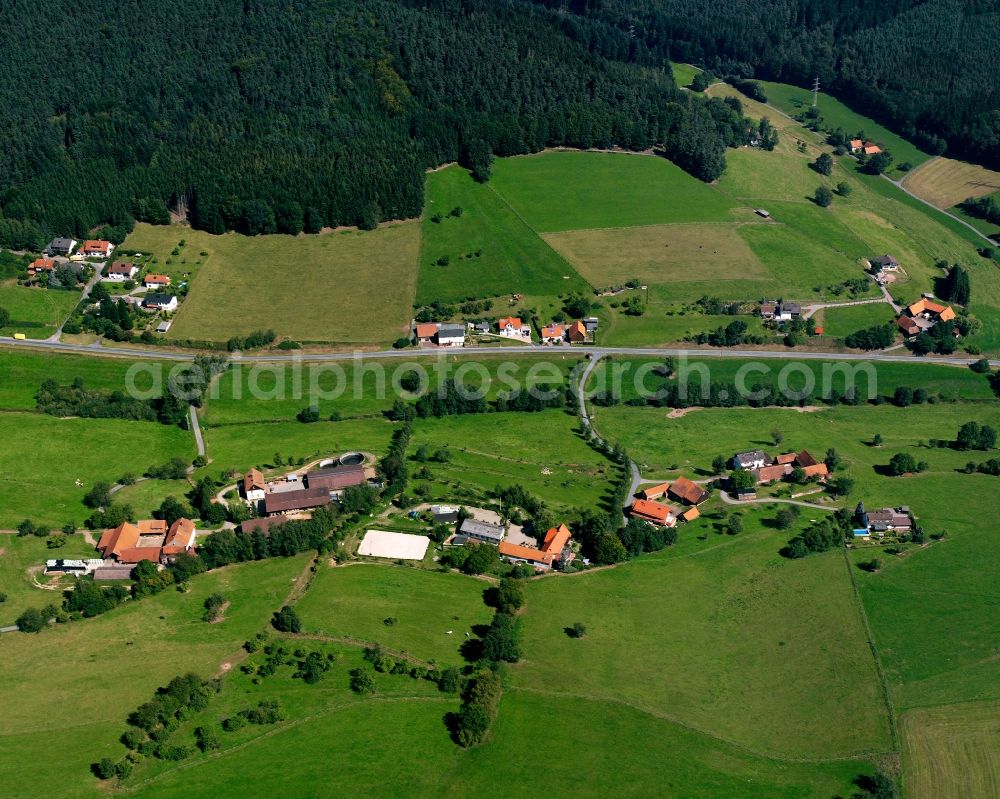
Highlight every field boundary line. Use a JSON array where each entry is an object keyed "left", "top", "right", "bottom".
[
  {"left": 841, "top": 546, "right": 900, "bottom": 753},
  {"left": 508, "top": 684, "right": 895, "bottom": 764}
]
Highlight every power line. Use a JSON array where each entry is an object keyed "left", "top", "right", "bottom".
[{"left": 812, "top": 76, "right": 820, "bottom": 108}]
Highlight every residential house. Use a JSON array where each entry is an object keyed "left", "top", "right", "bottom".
[
  {"left": 848, "top": 139, "right": 864, "bottom": 153},
  {"left": 638, "top": 482, "right": 670, "bottom": 501},
  {"left": 568, "top": 320, "right": 587, "bottom": 343},
  {"left": 29, "top": 257, "right": 56, "bottom": 275},
  {"left": 143, "top": 293, "right": 178, "bottom": 312},
  {"left": 46, "top": 237, "right": 77, "bottom": 256},
  {"left": 860, "top": 504, "right": 914, "bottom": 534},
  {"left": 629, "top": 499, "right": 676, "bottom": 527},
  {"left": 458, "top": 518, "right": 505, "bottom": 545},
  {"left": 80, "top": 240, "right": 114, "bottom": 258},
  {"left": 733, "top": 449, "right": 770, "bottom": 470},
  {"left": 436, "top": 324, "right": 466, "bottom": 347},
  {"left": 243, "top": 468, "right": 267, "bottom": 501},
  {"left": 306, "top": 463, "right": 367, "bottom": 498},
  {"left": 775, "top": 301, "right": 801, "bottom": 321},
  {"left": 498, "top": 316, "right": 531, "bottom": 340},
  {"left": 161, "top": 518, "right": 197, "bottom": 560},
  {"left": 863, "top": 143, "right": 882, "bottom": 155},
  {"left": 667, "top": 476, "right": 709, "bottom": 506},
  {"left": 263, "top": 486, "right": 331, "bottom": 516},
  {"left": 870, "top": 255, "right": 899, "bottom": 272},
  {"left": 106, "top": 262, "right": 138, "bottom": 282},
  {"left": 415, "top": 322, "right": 438, "bottom": 343},
  {"left": 498, "top": 541, "right": 555, "bottom": 571},
  {"left": 759, "top": 301, "right": 778, "bottom": 319},
  {"left": 541, "top": 323, "right": 566, "bottom": 344},
  {"left": 144, "top": 274, "right": 172, "bottom": 289}
]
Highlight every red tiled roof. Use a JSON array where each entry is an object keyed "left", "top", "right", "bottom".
[
  {"left": 31, "top": 258, "right": 55, "bottom": 271},
  {"left": 775, "top": 453, "right": 797, "bottom": 465},
  {"left": 541, "top": 524, "right": 571, "bottom": 555},
  {"left": 498, "top": 541, "right": 554, "bottom": 566},
  {"left": 498, "top": 317, "right": 522, "bottom": 329},
  {"left": 630, "top": 499, "right": 673, "bottom": 525},
  {"left": 801, "top": 463, "right": 829, "bottom": 479},
  {"left": 144, "top": 274, "right": 170, "bottom": 284},
  {"left": 680, "top": 506, "right": 700, "bottom": 522},
  {"left": 162, "top": 518, "right": 195, "bottom": 553},
  {"left": 639, "top": 482, "right": 670, "bottom": 500},
  {"left": 415, "top": 322, "right": 438, "bottom": 339},
  {"left": 568, "top": 320, "right": 587, "bottom": 341},
  {"left": 82, "top": 239, "right": 112, "bottom": 252},
  {"left": 754, "top": 464, "right": 792, "bottom": 483},
  {"left": 541, "top": 324, "right": 565, "bottom": 338},
  {"left": 243, "top": 468, "right": 266, "bottom": 493},
  {"left": 668, "top": 476, "right": 708, "bottom": 505},
  {"left": 897, "top": 316, "right": 920, "bottom": 335},
  {"left": 116, "top": 547, "right": 163, "bottom": 564},
  {"left": 794, "top": 450, "right": 818, "bottom": 467}
]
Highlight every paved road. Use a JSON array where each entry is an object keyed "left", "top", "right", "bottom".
[
  {"left": 718, "top": 490, "right": 837, "bottom": 512},
  {"left": 2, "top": 337, "right": 995, "bottom": 368},
  {"left": 48, "top": 260, "right": 106, "bottom": 341},
  {"left": 189, "top": 405, "right": 205, "bottom": 457}
]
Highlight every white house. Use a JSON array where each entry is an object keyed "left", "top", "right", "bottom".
[
  {"left": 144, "top": 274, "right": 172, "bottom": 289},
  {"left": 498, "top": 316, "right": 531, "bottom": 340},
  {"left": 80, "top": 240, "right": 114, "bottom": 258},
  {"left": 243, "top": 468, "right": 267, "bottom": 502},
  {"left": 733, "top": 449, "right": 769, "bottom": 470},
  {"left": 436, "top": 324, "right": 466, "bottom": 347},
  {"left": 105, "top": 262, "right": 138, "bottom": 282},
  {"left": 143, "top": 293, "right": 178, "bottom": 312},
  {"left": 775, "top": 301, "right": 801, "bottom": 321}
]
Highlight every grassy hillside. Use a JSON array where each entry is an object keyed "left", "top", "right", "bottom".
[{"left": 0, "top": 284, "right": 78, "bottom": 339}]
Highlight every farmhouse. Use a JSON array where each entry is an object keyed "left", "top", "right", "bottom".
[
  {"left": 907, "top": 298, "right": 956, "bottom": 324},
  {"left": 498, "top": 541, "right": 556, "bottom": 571},
  {"left": 668, "top": 476, "right": 709, "bottom": 506},
  {"left": 144, "top": 274, "right": 172, "bottom": 289},
  {"left": 306, "top": 463, "right": 368, "bottom": 497},
  {"left": 106, "top": 262, "right": 138, "bottom": 282},
  {"left": 458, "top": 518, "right": 506, "bottom": 545},
  {"left": 263, "top": 485, "right": 331, "bottom": 515},
  {"left": 750, "top": 449, "right": 828, "bottom": 484},
  {"left": 96, "top": 518, "right": 197, "bottom": 565},
  {"left": 753, "top": 463, "right": 793, "bottom": 483},
  {"left": 759, "top": 301, "right": 777, "bottom": 319},
  {"left": 541, "top": 323, "right": 566, "bottom": 344},
  {"left": 863, "top": 143, "right": 882, "bottom": 155},
  {"left": 849, "top": 139, "right": 864, "bottom": 153},
  {"left": 45, "top": 237, "right": 77, "bottom": 256},
  {"left": 143, "top": 293, "right": 178, "bottom": 312},
  {"left": 540, "top": 523, "right": 573, "bottom": 562},
  {"left": 436, "top": 324, "right": 466, "bottom": 347},
  {"left": 498, "top": 316, "right": 531, "bottom": 340},
  {"left": 415, "top": 322, "right": 438, "bottom": 343},
  {"left": 568, "top": 320, "right": 587, "bottom": 343},
  {"left": 680, "top": 506, "right": 701, "bottom": 523},
  {"left": 629, "top": 499, "right": 676, "bottom": 527},
  {"left": 80, "top": 240, "right": 114, "bottom": 258},
  {"left": 896, "top": 316, "right": 920, "bottom": 337},
  {"left": 242, "top": 468, "right": 267, "bottom": 501},
  {"left": 734, "top": 449, "right": 770, "bottom": 470}
]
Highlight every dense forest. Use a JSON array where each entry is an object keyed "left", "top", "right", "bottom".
[
  {"left": 535, "top": 0, "right": 1000, "bottom": 168},
  {"left": 0, "top": 0, "right": 749, "bottom": 243}
]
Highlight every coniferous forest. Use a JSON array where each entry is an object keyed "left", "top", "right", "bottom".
[
  {"left": 0, "top": 0, "right": 748, "bottom": 243},
  {"left": 534, "top": 0, "right": 1000, "bottom": 169}
]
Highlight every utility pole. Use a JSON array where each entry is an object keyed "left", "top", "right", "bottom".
[{"left": 812, "top": 76, "right": 820, "bottom": 108}]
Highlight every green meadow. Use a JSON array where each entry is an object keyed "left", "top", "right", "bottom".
[
  {"left": 491, "top": 151, "right": 737, "bottom": 232},
  {"left": 0, "top": 284, "right": 79, "bottom": 338},
  {"left": 417, "top": 165, "right": 587, "bottom": 303},
  {"left": 0, "top": 413, "right": 195, "bottom": 528},
  {"left": 296, "top": 564, "right": 494, "bottom": 663},
  {"left": 819, "top": 303, "right": 896, "bottom": 338},
  {"left": 670, "top": 61, "right": 702, "bottom": 89},
  {"left": 0, "top": 533, "right": 97, "bottom": 626}
]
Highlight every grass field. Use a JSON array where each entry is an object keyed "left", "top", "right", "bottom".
[
  {"left": 124, "top": 222, "right": 420, "bottom": 346},
  {"left": 295, "top": 564, "right": 494, "bottom": 663},
  {"left": 0, "top": 413, "right": 195, "bottom": 528},
  {"left": 514, "top": 515, "right": 892, "bottom": 759},
  {"left": 950, "top": 197, "right": 1000, "bottom": 239},
  {"left": 0, "top": 533, "right": 97, "bottom": 626},
  {"left": 594, "top": 309, "right": 769, "bottom": 348},
  {"left": 491, "top": 151, "right": 737, "bottom": 232},
  {"left": 406, "top": 410, "right": 616, "bottom": 511},
  {"left": 0, "top": 349, "right": 160, "bottom": 410},
  {"left": 0, "top": 553, "right": 312, "bottom": 799},
  {"left": 759, "top": 81, "right": 930, "bottom": 174},
  {"left": 543, "top": 222, "right": 767, "bottom": 290},
  {"left": 112, "top": 479, "right": 193, "bottom": 519},
  {"left": 0, "top": 284, "right": 79, "bottom": 338},
  {"left": 900, "top": 701, "right": 1000, "bottom": 799},
  {"left": 818, "top": 303, "right": 895, "bottom": 337},
  {"left": 670, "top": 62, "right": 701, "bottom": 89},
  {"left": 417, "top": 165, "right": 588, "bottom": 303},
  {"left": 902, "top": 157, "right": 1000, "bottom": 209}
]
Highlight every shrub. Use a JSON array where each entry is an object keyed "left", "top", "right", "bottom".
[{"left": 271, "top": 605, "right": 301, "bottom": 633}]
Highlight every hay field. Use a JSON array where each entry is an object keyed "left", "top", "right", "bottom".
[{"left": 903, "top": 157, "right": 1000, "bottom": 209}]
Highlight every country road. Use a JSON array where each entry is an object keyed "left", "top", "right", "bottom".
[{"left": 2, "top": 336, "right": 996, "bottom": 369}]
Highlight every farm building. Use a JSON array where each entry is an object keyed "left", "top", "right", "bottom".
[
  {"left": 458, "top": 518, "right": 506, "bottom": 545},
  {"left": 243, "top": 468, "right": 267, "bottom": 501},
  {"left": 263, "top": 486, "right": 331, "bottom": 515},
  {"left": 639, "top": 482, "right": 670, "bottom": 501},
  {"left": 667, "top": 476, "right": 709, "bottom": 506},
  {"left": 306, "top": 463, "right": 368, "bottom": 497},
  {"left": 498, "top": 541, "right": 556, "bottom": 571},
  {"left": 568, "top": 320, "right": 587, "bottom": 343},
  {"left": 734, "top": 450, "right": 769, "bottom": 470},
  {"left": 629, "top": 499, "right": 676, "bottom": 527},
  {"left": 97, "top": 518, "right": 197, "bottom": 565},
  {"left": 436, "top": 324, "right": 466, "bottom": 347}
]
